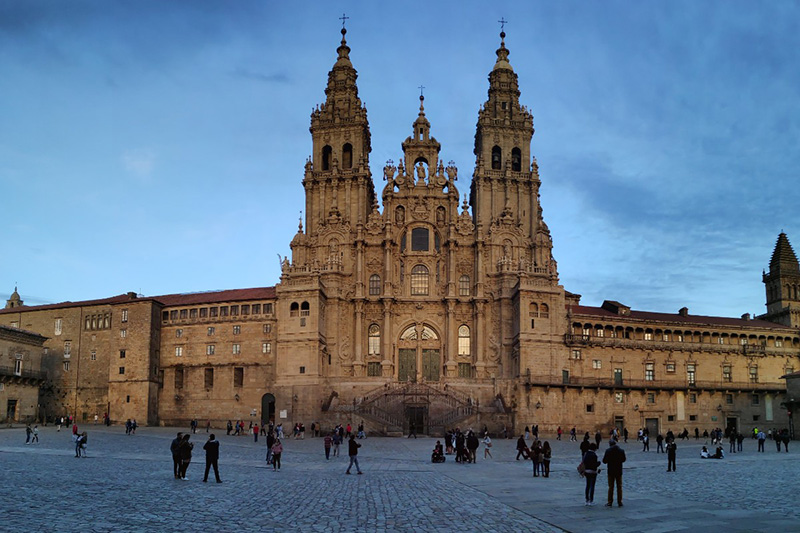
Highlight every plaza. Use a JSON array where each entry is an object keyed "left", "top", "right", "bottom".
[{"left": 1, "top": 424, "right": 797, "bottom": 532}]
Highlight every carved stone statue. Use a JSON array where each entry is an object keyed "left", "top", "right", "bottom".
[{"left": 416, "top": 162, "right": 427, "bottom": 181}]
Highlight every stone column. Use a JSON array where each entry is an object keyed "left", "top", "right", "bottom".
[
  {"left": 353, "top": 300, "right": 364, "bottom": 377},
  {"left": 445, "top": 300, "right": 457, "bottom": 377}
]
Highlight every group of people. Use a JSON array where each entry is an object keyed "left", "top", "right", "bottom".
[
  {"left": 438, "top": 428, "right": 490, "bottom": 463},
  {"left": 24, "top": 424, "right": 39, "bottom": 444},
  {"left": 170, "top": 431, "right": 222, "bottom": 482},
  {"left": 124, "top": 419, "right": 138, "bottom": 435},
  {"left": 580, "top": 439, "right": 626, "bottom": 507}
]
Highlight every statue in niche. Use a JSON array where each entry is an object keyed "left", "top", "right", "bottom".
[
  {"left": 416, "top": 162, "right": 427, "bottom": 181},
  {"left": 436, "top": 206, "right": 445, "bottom": 226},
  {"left": 395, "top": 206, "right": 405, "bottom": 225}
]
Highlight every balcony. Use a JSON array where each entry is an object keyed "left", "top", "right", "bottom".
[
  {"left": 0, "top": 366, "right": 47, "bottom": 382},
  {"left": 565, "top": 334, "right": 778, "bottom": 356},
  {"left": 524, "top": 372, "right": 784, "bottom": 393}
]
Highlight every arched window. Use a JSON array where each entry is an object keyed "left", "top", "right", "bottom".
[
  {"left": 300, "top": 301, "right": 310, "bottom": 317},
  {"left": 369, "top": 274, "right": 381, "bottom": 295},
  {"left": 290, "top": 302, "right": 299, "bottom": 317},
  {"left": 322, "top": 145, "right": 332, "bottom": 171},
  {"left": 342, "top": 143, "right": 353, "bottom": 169},
  {"left": 529, "top": 303, "right": 539, "bottom": 317},
  {"left": 411, "top": 228, "right": 429, "bottom": 251},
  {"left": 458, "top": 325, "right": 470, "bottom": 356},
  {"left": 459, "top": 275, "right": 470, "bottom": 297},
  {"left": 540, "top": 303, "right": 549, "bottom": 318},
  {"left": 410, "top": 265, "right": 429, "bottom": 295},
  {"left": 511, "top": 147, "right": 522, "bottom": 171},
  {"left": 368, "top": 324, "right": 381, "bottom": 355},
  {"left": 491, "top": 146, "right": 502, "bottom": 170}
]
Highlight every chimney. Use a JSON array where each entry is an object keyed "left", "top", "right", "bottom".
[
  {"left": 741, "top": 313, "right": 750, "bottom": 321},
  {"left": 678, "top": 307, "right": 689, "bottom": 317},
  {"left": 127, "top": 292, "right": 138, "bottom": 300}
]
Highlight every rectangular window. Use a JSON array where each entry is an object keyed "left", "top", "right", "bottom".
[
  {"left": 121, "top": 309, "right": 128, "bottom": 323},
  {"left": 241, "top": 304, "right": 250, "bottom": 315},
  {"left": 264, "top": 303, "right": 273, "bottom": 315},
  {"left": 179, "top": 309, "right": 187, "bottom": 319},
  {"left": 718, "top": 337, "right": 725, "bottom": 345},
  {"left": 175, "top": 346, "right": 183, "bottom": 357},
  {"left": 723, "top": 365, "right": 732, "bottom": 382},
  {"left": 232, "top": 344, "right": 241, "bottom": 355},
  {"left": 666, "top": 363, "right": 676, "bottom": 373},
  {"left": 753, "top": 414, "right": 760, "bottom": 421},
  {"left": 158, "top": 370, "right": 164, "bottom": 389},
  {"left": 596, "top": 329, "right": 604, "bottom": 338},
  {"left": 120, "top": 329, "right": 127, "bottom": 338},
  {"left": 91, "top": 350, "right": 96, "bottom": 361},
  {"left": 646, "top": 393, "right": 655, "bottom": 404},
  {"left": 687, "top": 364, "right": 696, "bottom": 385},
  {"left": 458, "top": 363, "right": 472, "bottom": 378},
  {"left": 411, "top": 227, "right": 429, "bottom": 251},
  {"left": 252, "top": 304, "right": 261, "bottom": 314},
  {"left": 689, "top": 393, "right": 697, "bottom": 404},
  {"left": 176, "top": 329, "right": 183, "bottom": 338},
  {"left": 189, "top": 308, "right": 198, "bottom": 319},
  {"left": 668, "top": 415, "right": 675, "bottom": 422},
  {"left": 54, "top": 318, "right": 63, "bottom": 335},
  {"left": 740, "top": 337, "right": 748, "bottom": 345},
  {"left": 234, "top": 367, "right": 244, "bottom": 387},
  {"left": 299, "top": 366, "right": 306, "bottom": 374},
  {"left": 644, "top": 332, "right": 653, "bottom": 341},
  {"left": 119, "top": 367, "right": 125, "bottom": 375},
  {"left": 63, "top": 361, "right": 70, "bottom": 371},
  {"left": 14, "top": 358, "right": 22, "bottom": 375},
  {"left": 300, "top": 318, "right": 306, "bottom": 327},
  {"left": 230, "top": 305, "right": 239, "bottom": 316},
  {"left": 199, "top": 308, "right": 208, "bottom": 318},
  {"left": 775, "top": 339, "right": 783, "bottom": 347},
  {"left": 170, "top": 310, "right": 178, "bottom": 320},
  {"left": 204, "top": 368, "right": 214, "bottom": 388},
  {"left": 749, "top": 367, "right": 758, "bottom": 383},
  {"left": 367, "top": 362, "right": 381, "bottom": 377},
  {"left": 614, "top": 392, "right": 623, "bottom": 403},
  {"left": 458, "top": 336, "right": 470, "bottom": 356},
  {"left": 571, "top": 349, "right": 581, "bottom": 360},
  {"left": 209, "top": 307, "right": 218, "bottom": 318},
  {"left": 726, "top": 393, "right": 733, "bottom": 405},
  {"left": 586, "top": 404, "right": 594, "bottom": 413},
  {"left": 645, "top": 362, "right": 655, "bottom": 381},
  {"left": 174, "top": 367, "right": 184, "bottom": 389},
  {"left": 751, "top": 394, "right": 760, "bottom": 406},
  {"left": 263, "top": 324, "right": 272, "bottom": 334},
  {"left": 689, "top": 415, "right": 697, "bottom": 421},
  {"left": 64, "top": 342, "right": 71, "bottom": 359},
  {"left": 233, "top": 325, "right": 241, "bottom": 335},
  {"left": 206, "top": 345, "right": 215, "bottom": 356},
  {"left": 592, "top": 360, "right": 602, "bottom": 369},
  {"left": 207, "top": 327, "right": 215, "bottom": 336},
  {"left": 662, "top": 333, "right": 670, "bottom": 342},
  {"left": 262, "top": 342, "right": 271, "bottom": 354},
  {"left": 162, "top": 311, "right": 169, "bottom": 321},
  {"left": 220, "top": 306, "right": 228, "bottom": 317},
  {"left": 676, "top": 334, "right": 684, "bottom": 342},
  {"left": 368, "top": 336, "right": 380, "bottom": 356},
  {"left": 582, "top": 327, "right": 590, "bottom": 338},
  {"left": 120, "top": 350, "right": 126, "bottom": 359}
]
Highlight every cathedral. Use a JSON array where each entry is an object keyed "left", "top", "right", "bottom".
[{"left": 1, "top": 28, "right": 797, "bottom": 437}]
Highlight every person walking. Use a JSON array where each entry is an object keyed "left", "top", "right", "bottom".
[
  {"left": 623, "top": 427, "right": 629, "bottom": 443},
  {"left": 594, "top": 431, "right": 602, "bottom": 448},
  {"left": 757, "top": 429, "right": 766, "bottom": 452},
  {"left": 582, "top": 443, "right": 600, "bottom": 506},
  {"left": 666, "top": 440, "right": 677, "bottom": 472},
  {"left": 266, "top": 431, "right": 275, "bottom": 465},
  {"left": 345, "top": 434, "right": 363, "bottom": 474},
  {"left": 253, "top": 423, "right": 259, "bottom": 443},
  {"left": 570, "top": 427, "right": 577, "bottom": 442},
  {"left": 205, "top": 420, "right": 211, "bottom": 433},
  {"left": 202, "top": 434, "right": 222, "bottom": 483},
  {"left": 332, "top": 431, "right": 341, "bottom": 457},
  {"left": 324, "top": 432, "right": 333, "bottom": 460},
  {"left": 730, "top": 431, "right": 737, "bottom": 454},
  {"left": 556, "top": 426, "right": 562, "bottom": 440},
  {"left": 271, "top": 438, "right": 283, "bottom": 471},
  {"left": 178, "top": 434, "right": 193, "bottom": 480},
  {"left": 25, "top": 424, "right": 32, "bottom": 444},
  {"left": 642, "top": 434, "right": 650, "bottom": 452},
  {"left": 408, "top": 421, "right": 417, "bottom": 439},
  {"left": 170, "top": 432, "right": 183, "bottom": 479},
  {"left": 31, "top": 425, "right": 39, "bottom": 444},
  {"left": 656, "top": 433, "right": 664, "bottom": 453},
  {"left": 466, "top": 431, "right": 480, "bottom": 463},
  {"left": 602, "top": 440, "right": 626, "bottom": 507},
  {"left": 542, "top": 441, "right": 552, "bottom": 478},
  {"left": 516, "top": 434, "right": 528, "bottom": 460},
  {"left": 483, "top": 434, "right": 493, "bottom": 459},
  {"left": 530, "top": 440, "right": 542, "bottom": 477}
]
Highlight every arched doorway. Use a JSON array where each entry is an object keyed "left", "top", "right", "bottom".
[
  {"left": 261, "top": 393, "right": 276, "bottom": 425},
  {"left": 397, "top": 323, "right": 440, "bottom": 382}
]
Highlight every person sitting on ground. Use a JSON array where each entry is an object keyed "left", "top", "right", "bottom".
[{"left": 700, "top": 445, "right": 710, "bottom": 459}]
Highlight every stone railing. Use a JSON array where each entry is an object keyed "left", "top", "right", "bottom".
[{"left": 525, "top": 373, "right": 784, "bottom": 392}]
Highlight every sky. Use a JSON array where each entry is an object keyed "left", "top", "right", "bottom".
[{"left": 2, "top": 0, "right": 799, "bottom": 318}]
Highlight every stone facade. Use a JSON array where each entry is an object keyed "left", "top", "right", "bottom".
[
  {"left": 1, "top": 30, "right": 798, "bottom": 437},
  {"left": 0, "top": 323, "right": 47, "bottom": 422}
]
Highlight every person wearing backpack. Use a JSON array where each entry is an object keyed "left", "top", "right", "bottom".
[{"left": 582, "top": 442, "right": 600, "bottom": 505}]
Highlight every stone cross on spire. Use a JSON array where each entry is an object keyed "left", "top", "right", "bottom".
[{"left": 339, "top": 13, "right": 349, "bottom": 29}]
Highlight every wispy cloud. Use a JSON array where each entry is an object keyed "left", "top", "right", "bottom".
[
  {"left": 122, "top": 149, "right": 156, "bottom": 179},
  {"left": 231, "top": 67, "right": 289, "bottom": 84}
]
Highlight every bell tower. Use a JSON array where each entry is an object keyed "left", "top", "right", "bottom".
[
  {"left": 304, "top": 26, "right": 374, "bottom": 236},
  {"left": 470, "top": 29, "right": 556, "bottom": 280},
  {"left": 762, "top": 232, "right": 800, "bottom": 327}
]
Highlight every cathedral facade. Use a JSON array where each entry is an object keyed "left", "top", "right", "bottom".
[{"left": 1, "top": 30, "right": 798, "bottom": 437}]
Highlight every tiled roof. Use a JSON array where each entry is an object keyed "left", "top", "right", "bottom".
[
  {"left": 769, "top": 232, "right": 799, "bottom": 273},
  {"left": 0, "top": 287, "right": 277, "bottom": 314},
  {"left": 0, "top": 324, "right": 48, "bottom": 342},
  {"left": 568, "top": 304, "right": 795, "bottom": 330}
]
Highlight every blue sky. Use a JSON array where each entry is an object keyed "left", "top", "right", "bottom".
[{"left": 2, "top": 1, "right": 799, "bottom": 318}]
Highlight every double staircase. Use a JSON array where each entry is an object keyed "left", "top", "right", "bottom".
[{"left": 346, "top": 381, "right": 476, "bottom": 435}]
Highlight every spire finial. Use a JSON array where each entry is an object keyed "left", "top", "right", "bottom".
[
  {"left": 339, "top": 12, "right": 349, "bottom": 30},
  {"left": 418, "top": 85, "right": 426, "bottom": 112},
  {"left": 498, "top": 17, "right": 507, "bottom": 41}
]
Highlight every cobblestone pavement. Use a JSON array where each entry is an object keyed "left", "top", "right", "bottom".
[{"left": 1, "top": 426, "right": 796, "bottom": 532}]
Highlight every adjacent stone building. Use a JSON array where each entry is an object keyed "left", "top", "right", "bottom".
[
  {"left": 1, "top": 29, "right": 798, "bottom": 436},
  {"left": 0, "top": 309, "right": 48, "bottom": 423}
]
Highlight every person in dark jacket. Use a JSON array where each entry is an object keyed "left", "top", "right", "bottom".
[
  {"left": 582, "top": 443, "right": 600, "bottom": 505},
  {"left": 170, "top": 432, "right": 183, "bottom": 479},
  {"left": 466, "top": 431, "right": 480, "bottom": 463},
  {"left": 602, "top": 440, "right": 626, "bottom": 507},
  {"left": 515, "top": 435, "right": 528, "bottom": 460},
  {"left": 666, "top": 440, "right": 677, "bottom": 472},
  {"left": 345, "top": 434, "right": 362, "bottom": 474},
  {"left": 178, "top": 434, "right": 193, "bottom": 480},
  {"left": 266, "top": 432, "right": 276, "bottom": 464},
  {"left": 202, "top": 434, "right": 222, "bottom": 483}
]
